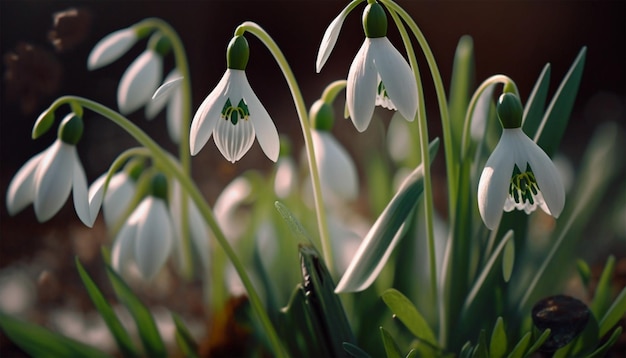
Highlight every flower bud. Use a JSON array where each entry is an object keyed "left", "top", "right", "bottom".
[
  {"left": 32, "top": 109, "right": 55, "bottom": 139},
  {"left": 497, "top": 92, "right": 523, "bottom": 129},
  {"left": 310, "top": 100, "right": 334, "bottom": 131},
  {"left": 227, "top": 35, "right": 249, "bottom": 71},
  {"left": 57, "top": 114, "right": 84, "bottom": 145},
  {"left": 363, "top": 2, "right": 387, "bottom": 38},
  {"left": 151, "top": 172, "right": 169, "bottom": 201}
]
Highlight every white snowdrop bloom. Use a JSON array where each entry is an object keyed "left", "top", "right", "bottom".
[
  {"left": 89, "top": 170, "right": 137, "bottom": 230},
  {"left": 87, "top": 27, "right": 139, "bottom": 70},
  {"left": 111, "top": 174, "right": 174, "bottom": 280},
  {"left": 117, "top": 49, "right": 163, "bottom": 115},
  {"left": 316, "top": 11, "right": 347, "bottom": 73},
  {"left": 311, "top": 130, "right": 359, "bottom": 201},
  {"left": 6, "top": 115, "right": 99, "bottom": 227},
  {"left": 146, "top": 69, "right": 184, "bottom": 143},
  {"left": 478, "top": 93, "right": 565, "bottom": 230},
  {"left": 190, "top": 35, "right": 279, "bottom": 163}
]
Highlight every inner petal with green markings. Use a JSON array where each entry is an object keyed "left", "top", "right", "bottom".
[
  {"left": 504, "top": 163, "right": 548, "bottom": 214},
  {"left": 221, "top": 98, "right": 250, "bottom": 125}
]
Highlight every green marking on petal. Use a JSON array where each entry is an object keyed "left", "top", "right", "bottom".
[
  {"left": 220, "top": 98, "right": 250, "bottom": 126},
  {"left": 508, "top": 164, "right": 541, "bottom": 206},
  {"left": 377, "top": 80, "right": 389, "bottom": 99}
]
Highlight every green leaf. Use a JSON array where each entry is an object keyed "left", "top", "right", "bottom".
[
  {"left": 343, "top": 342, "right": 372, "bottom": 358},
  {"left": 281, "top": 285, "right": 330, "bottom": 357},
  {"left": 525, "top": 328, "right": 551, "bottom": 357},
  {"left": 0, "top": 311, "right": 109, "bottom": 358},
  {"left": 335, "top": 139, "right": 439, "bottom": 293},
  {"left": 590, "top": 255, "right": 615, "bottom": 320},
  {"left": 501, "top": 236, "right": 515, "bottom": 283},
  {"left": 576, "top": 259, "right": 592, "bottom": 289},
  {"left": 172, "top": 313, "right": 198, "bottom": 358},
  {"left": 598, "top": 286, "right": 626, "bottom": 337},
  {"left": 489, "top": 317, "right": 507, "bottom": 358},
  {"left": 105, "top": 265, "right": 166, "bottom": 357},
  {"left": 381, "top": 288, "right": 438, "bottom": 349},
  {"left": 380, "top": 326, "right": 403, "bottom": 358},
  {"left": 534, "top": 47, "right": 587, "bottom": 156},
  {"left": 506, "top": 332, "right": 531, "bottom": 358},
  {"left": 472, "top": 330, "right": 489, "bottom": 358},
  {"left": 459, "top": 341, "right": 474, "bottom": 358},
  {"left": 448, "top": 35, "right": 475, "bottom": 158},
  {"left": 585, "top": 327, "right": 622, "bottom": 358},
  {"left": 76, "top": 257, "right": 138, "bottom": 357},
  {"left": 522, "top": 63, "right": 551, "bottom": 137},
  {"left": 558, "top": 311, "right": 599, "bottom": 357},
  {"left": 274, "top": 201, "right": 314, "bottom": 245}
]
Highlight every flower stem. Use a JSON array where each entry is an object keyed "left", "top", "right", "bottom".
[
  {"left": 386, "top": 3, "right": 439, "bottom": 335},
  {"left": 48, "top": 96, "right": 287, "bottom": 358},
  {"left": 137, "top": 18, "right": 195, "bottom": 279},
  {"left": 235, "top": 22, "right": 335, "bottom": 275}
]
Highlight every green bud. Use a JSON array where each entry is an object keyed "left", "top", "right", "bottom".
[
  {"left": 309, "top": 100, "right": 334, "bottom": 131},
  {"left": 32, "top": 109, "right": 55, "bottom": 139},
  {"left": 497, "top": 93, "right": 523, "bottom": 129},
  {"left": 58, "top": 114, "right": 84, "bottom": 145},
  {"left": 124, "top": 159, "right": 145, "bottom": 181},
  {"left": 151, "top": 172, "right": 169, "bottom": 200},
  {"left": 363, "top": 2, "right": 387, "bottom": 38},
  {"left": 227, "top": 36, "right": 250, "bottom": 70},
  {"left": 148, "top": 32, "right": 171, "bottom": 56}
]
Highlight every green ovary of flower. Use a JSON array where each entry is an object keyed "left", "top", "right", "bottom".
[
  {"left": 509, "top": 164, "right": 540, "bottom": 207},
  {"left": 221, "top": 98, "right": 249, "bottom": 125}
]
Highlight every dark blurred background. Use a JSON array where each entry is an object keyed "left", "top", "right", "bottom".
[{"left": 0, "top": 0, "right": 624, "bottom": 354}]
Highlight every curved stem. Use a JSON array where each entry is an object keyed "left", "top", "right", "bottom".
[
  {"left": 235, "top": 22, "right": 335, "bottom": 274},
  {"left": 387, "top": 6, "right": 439, "bottom": 326},
  {"left": 137, "top": 18, "right": 194, "bottom": 278},
  {"left": 49, "top": 96, "right": 287, "bottom": 358}
]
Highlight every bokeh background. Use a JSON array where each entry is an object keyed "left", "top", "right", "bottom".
[{"left": 1, "top": 0, "right": 624, "bottom": 355}]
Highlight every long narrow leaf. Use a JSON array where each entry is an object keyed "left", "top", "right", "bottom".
[
  {"left": 585, "top": 327, "right": 623, "bottom": 358},
  {"left": 525, "top": 328, "right": 551, "bottom": 356},
  {"left": 335, "top": 139, "right": 439, "bottom": 293},
  {"left": 76, "top": 257, "right": 138, "bottom": 357},
  {"left": 381, "top": 288, "right": 438, "bottom": 349},
  {"left": 522, "top": 64, "right": 551, "bottom": 137},
  {"left": 105, "top": 265, "right": 166, "bottom": 357},
  {"left": 598, "top": 286, "right": 626, "bottom": 337},
  {"left": 489, "top": 317, "right": 507, "bottom": 358},
  {"left": 506, "top": 332, "right": 531, "bottom": 358},
  {"left": 0, "top": 311, "right": 109, "bottom": 358},
  {"left": 172, "top": 313, "right": 198, "bottom": 358},
  {"left": 590, "top": 255, "right": 616, "bottom": 319},
  {"left": 380, "top": 326, "right": 403, "bottom": 358}
]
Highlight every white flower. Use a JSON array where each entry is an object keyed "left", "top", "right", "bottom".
[
  {"left": 117, "top": 49, "right": 163, "bottom": 115},
  {"left": 89, "top": 171, "right": 137, "bottom": 230},
  {"left": 316, "top": 12, "right": 347, "bottom": 73},
  {"left": 146, "top": 69, "right": 184, "bottom": 143},
  {"left": 311, "top": 130, "right": 358, "bottom": 201},
  {"left": 112, "top": 195, "right": 174, "bottom": 280},
  {"left": 189, "top": 69, "right": 279, "bottom": 163},
  {"left": 347, "top": 37, "right": 418, "bottom": 132},
  {"left": 477, "top": 127, "right": 565, "bottom": 230},
  {"left": 6, "top": 139, "right": 99, "bottom": 227},
  {"left": 87, "top": 28, "right": 139, "bottom": 70}
]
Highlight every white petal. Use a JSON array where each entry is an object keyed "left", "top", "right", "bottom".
[
  {"left": 103, "top": 172, "right": 136, "bottom": 229},
  {"left": 213, "top": 111, "right": 255, "bottom": 163},
  {"left": 312, "top": 130, "right": 358, "bottom": 200},
  {"left": 6, "top": 150, "right": 45, "bottom": 215},
  {"left": 166, "top": 83, "right": 183, "bottom": 143},
  {"left": 145, "top": 69, "right": 182, "bottom": 120},
  {"left": 274, "top": 157, "right": 297, "bottom": 199},
  {"left": 87, "top": 28, "right": 138, "bottom": 70},
  {"left": 387, "top": 112, "right": 412, "bottom": 163},
  {"left": 71, "top": 152, "right": 95, "bottom": 227},
  {"left": 117, "top": 50, "right": 163, "bottom": 115},
  {"left": 372, "top": 37, "right": 417, "bottom": 122},
  {"left": 33, "top": 140, "right": 74, "bottom": 222},
  {"left": 241, "top": 74, "right": 279, "bottom": 162},
  {"left": 478, "top": 136, "right": 515, "bottom": 230},
  {"left": 347, "top": 40, "right": 377, "bottom": 132},
  {"left": 189, "top": 70, "right": 231, "bottom": 156},
  {"left": 112, "top": 221, "right": 137, "bottom": 273},
  {"left": 88, "top": 175, "right": 107, "bottom": 225},
  {"left": 522, "top": 134, "right": 565, "bottom": 217},
  {"left": 134, "top": 197, "right": 173, "bottom": 280},
  {"left": 316, "top": 13, "right": 345, "bottom": 73}
]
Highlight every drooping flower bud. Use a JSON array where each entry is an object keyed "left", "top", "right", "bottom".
[{"left": 227, "top": 35, "right": 250, "bottom": 71}]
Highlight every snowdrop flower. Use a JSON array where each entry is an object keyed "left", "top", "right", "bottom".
[
  {"left": 6, "top": 114, "right": 100, "bottom": 227},
  {"left": 478, "top": 93, "right": 565, "bottom": 230},
  {"left": 146, "top": 69, "right": 184, "bottom": 143},
  {"left": 88, "top": 159, "right": 143, "bottom": 230},
  {"left": 319, "top": 2, "right": 418, "bottom": 132},
  {"left": 87, "top": 27, "right": 139, "bottom": 70},
  {"left": 273, "top": 137, "right": 298, "bottom": 199},
  {"left": 309, "top": 100, "right": 359, "bottom": 201},
  {"left": 190, "top": 35, "right": 279, "bottom": 163},
  {"left": 112, "top": 173, "right": 174, "bottom": 280}
]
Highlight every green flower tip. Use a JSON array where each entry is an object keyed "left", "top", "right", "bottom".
[
  {"left": 32, "top": 110, "right": 55, "bottom": 139},
  {"left": 124, "top": 158, "right": 145, "bottom": 181},
  {"left": 497, "top": 92, "right": 523, "bottom": 128},
  {"left": 58, "top": 114, "right": 84, "bottom": 145},
  {"left": 363, "top": 2, "right": 387, "bottom": 38},
  {"left": 227, "top": 35, "right": 250, "bottom": 70},
  {"left": 309, "top": 100, "right": 334, "bottom": 131},
  {"left": 151, "top": 172, "right": 169, "bottom": 200},
  {"left": 148, "top": 32, "right": 171, "bottom": 56}
]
